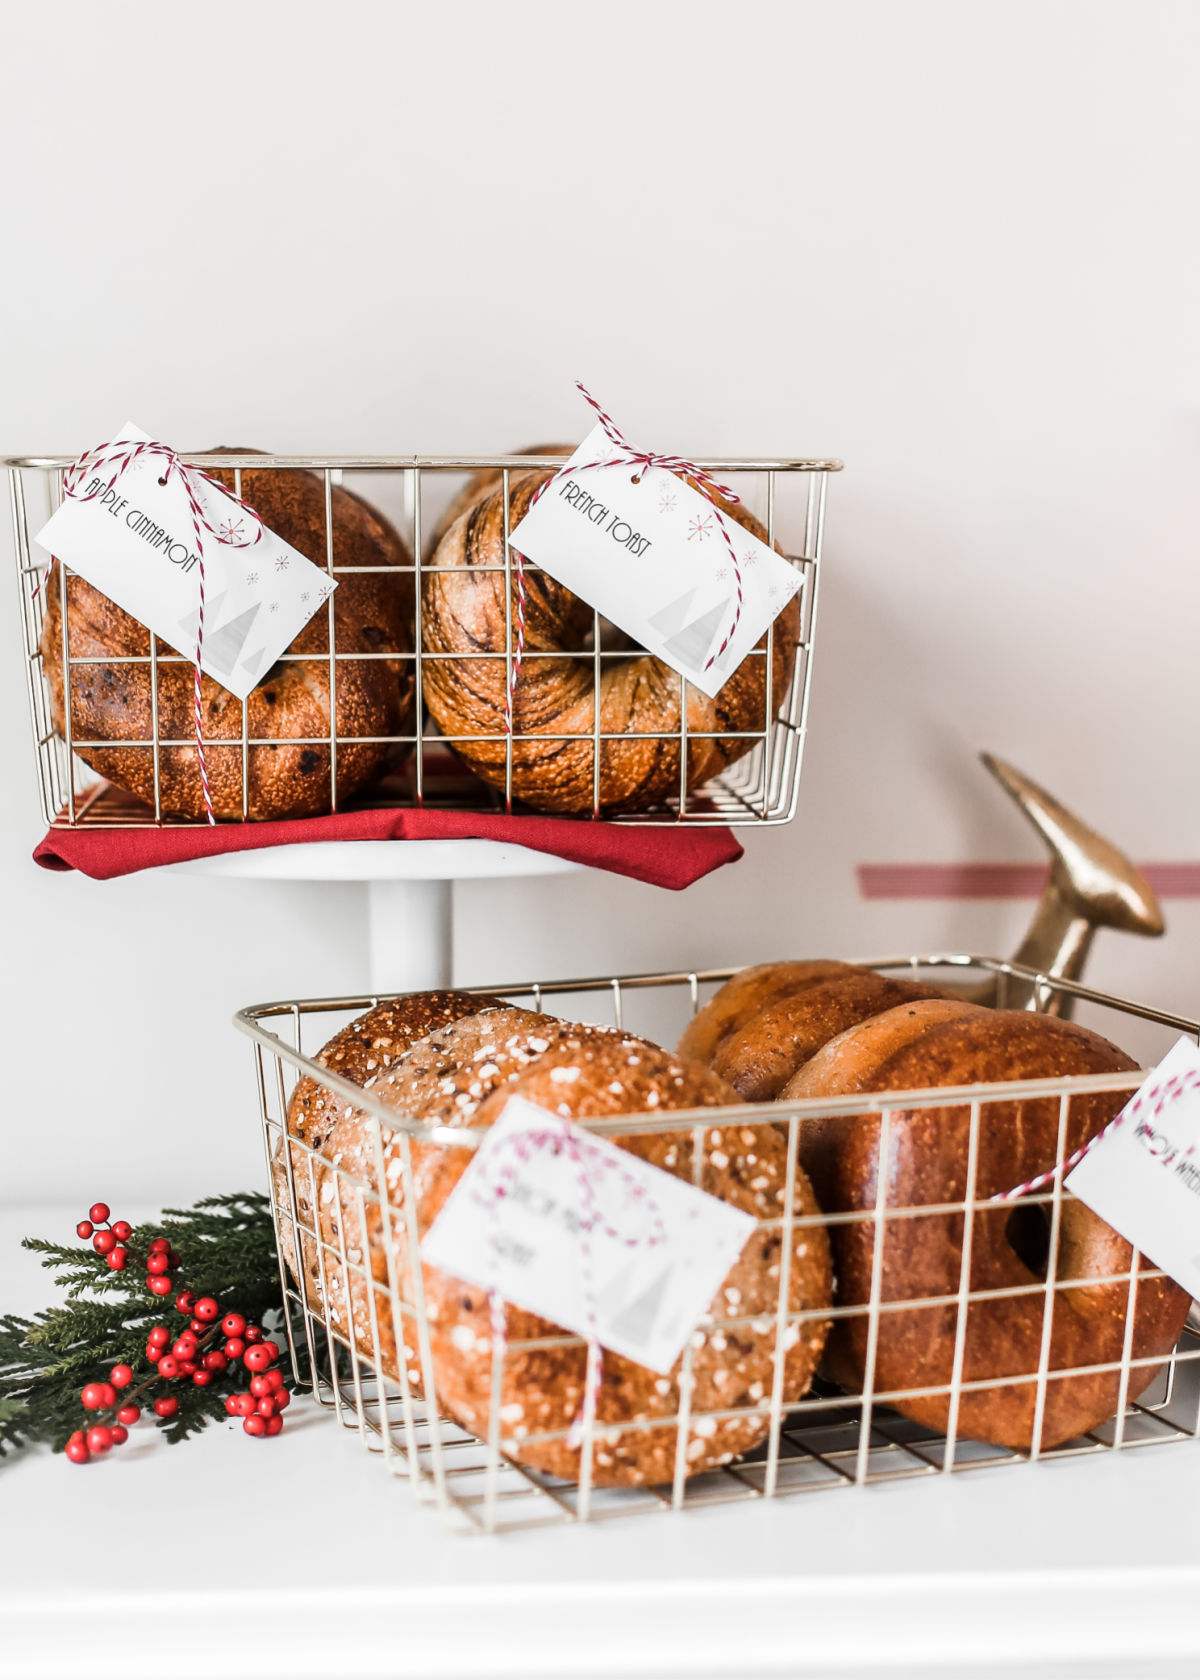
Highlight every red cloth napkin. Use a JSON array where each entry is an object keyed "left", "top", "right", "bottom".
[{"left": 33, "top": 806, "right": 743, "bottom": 889}]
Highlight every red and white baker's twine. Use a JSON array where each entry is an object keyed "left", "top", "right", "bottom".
[
  {"left": 504, "top": 383, "right": 746, "bottom": 742},
  {"left": 472, "top": 1114, "right": 666, "bottom": 1453},
  {"left": 989, "top": 1063, "right": 1200, "bottom": 1204},
  {"left": 58, "top": 440, "right": 263, "bottom": 825}
]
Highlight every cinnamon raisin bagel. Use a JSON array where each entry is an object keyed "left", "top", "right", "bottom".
[
  {"left": 413, "top": 1037, "right": 832, "bottom": 1486},
  {"left": 680, "top": 961, "right": 958, "bottom": 1100},
  {"left": 41, "top": 456, "right": 415, "bottom": 820},
  {"left": 421, "top": 472, "right": 801, "bottom": 814},
  {"left": 783, "top": 1001, "right": 1192, "bottom": 1450}
]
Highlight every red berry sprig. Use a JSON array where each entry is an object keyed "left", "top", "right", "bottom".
[{"left": 64, "top": 1206, "right": 292, "bottom": 1464}]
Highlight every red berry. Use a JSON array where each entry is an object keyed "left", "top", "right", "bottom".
[
  {"left": 259, "top": 1341, "right": 280, "bottom": 1364},
  {"left": 225, "top": 1395, "right": 240, "bottom": 1415},
  {"left": 168, "top": 1251, "right": 182, "bottom": 1270},
  {"left": 193, "top": 1297, "right": 220, "bottom": 1323},
  {"left": 80, "top": 1381, "right": 116, "bottom": 1411},
  {"left": 274, "top": 1389, "right": 291, "bottom": 1410},
  {"left": 229, "top": 1392, "right": 256, "bottom": 1417},
  {"left": 192, "top": 1370, "right": 212, "bottom": 1388},
  {"left": 147, "top": 1274, "right": 173, "bottom": 1296},
  {"left": 180, "top": 1360, "right": 199, "bottom": 1378},
  {"left": 265, "top": 1369, "right": 285, "bottom": 1391},
  {"left": 110, "top": 1364, "right": 133, "bottom": 1389},
  {"left": 243, "top": 1324, "right": 263, "bottom": 1344},
  {"left": 172, "top": 1336, "right": 197, "bottom": 1359},
  {"left": 117, "top": 1405, "right": 140, "bottom": 1425},
  {"left": 256, "top": 1397, "right": 277, "bottom": 1417},
  {"left": 109, "top": 1424, "right": 129, "bottom": 1445},
  {"left": 249, "top": 1374, "right": 273, "bottom": 1398},
  {"left": 221, "top": 1312, "right": 246, "bottom": 1339},
  {"left": 76, "top": 1221, "right": 94, "bottom": 1240},
  {"left": 175, "top": 1291, "right": 195, "bottom": 1315},
  {"left": 223, "top": 1337, "right": 246, "bottom": 1361},
  {"left": 65, "top": 1438, "right": 90, "bottom": 1464},
  {"left": 111, "top": 1221, "right": 132, "bottom": 1242},
  {"left": 156, "top": 1355, "right": 181, "bottom": 1380},
  {"left": 203, "top": 1351, "right": 228, "bottom": 1375},
  {"left": 149, "top": 1236, "right": 170, "bottom": 1253},
  {"left": 85, "top": 1426, "right": 112, "bottom": 1454},
  {"left": 147, "top": 1252, "right": 170, "bottom": 1276},
  {"left": 153, "top": 1396, "right": 178, "bottom": 1419},
  {"left": 243, "top": 1346, "right": 273, "bottom": 1374},
  {"left": 266, "top": 1413, "right": 283, "bottom": 1436},
  {"left": 89, "top": 1203, "right": 110, "bottom": 1225},
  {"left": 149, "top": 1326, "right": 170, "bottom": 1347},
  {"left": 243, "top": 1414, "right": 266, "bottom": 1437},
  {"left": 106, "top": 1247, "right": 128, "bottom": 1272},
  {"left": 92, "top": 1230, "right": 116, "bottom": 1256}
]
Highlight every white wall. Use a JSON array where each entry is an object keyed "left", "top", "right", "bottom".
[{"left": 3, "top": 0, "right": 1198, "bottom": 1206}]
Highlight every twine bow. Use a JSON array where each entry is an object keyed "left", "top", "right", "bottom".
[
  {"left": 59, "top": 439, "right": 264, "bottom": 825},
  {"left": 472, "top": 1109, "right": 666, "bottom": 1454},
  {"left": 505, "top": 383, "right": 746, "bottom": 743}
]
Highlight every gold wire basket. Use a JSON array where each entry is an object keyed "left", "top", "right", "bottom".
[
  {"left": 235, "top": 955, "right": 1200, "bottom": 1536},
  {"left": 7, "top": 451, "right": 839, "bottom": 829}
]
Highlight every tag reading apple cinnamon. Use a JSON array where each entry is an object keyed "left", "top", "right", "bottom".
[
  {"left": 34, "top": 423, "right": 336, "bottom": 701},
  {"left": 508, "top": 423, "right": 802, "bottom": 700}
]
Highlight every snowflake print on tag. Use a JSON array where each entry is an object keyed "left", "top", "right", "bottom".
[
  {"left": 217, "top": 516, "right": 245, "bottom": 543},
  {"left": 300, "top": 590, "right": 310, "bottom": 603},
  {"left": 658, "top": 488, "right": 678, "bottom": 515},
  {"left": 245, "top": 571, "right": 259, "bottom": 586},
  {"left": 269, "top": 601, "right": 279, "bottom": 613},
  {"left": 742, "top": 549, "right": 757, "bottom": 570},
  {"left": 688, "top": 513, "right": 714, "bottom": 543},
  {"left": 274, "top": 556, "right": 290, "bottom": 572}
]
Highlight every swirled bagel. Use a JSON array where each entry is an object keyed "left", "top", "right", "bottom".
[
  {"left": 41, "top": 455, "right": 415, "bottom": 820},
  {"left": 421, "top": 471, "right": 801, "bottom": 814},
  {"left": 783, "top": 1001, "right": 1192, "bottom": 1450}
]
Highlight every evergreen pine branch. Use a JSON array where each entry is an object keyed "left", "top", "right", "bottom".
[{"left": 1, "top": 1191, "right": 294, "bottom": 1459}]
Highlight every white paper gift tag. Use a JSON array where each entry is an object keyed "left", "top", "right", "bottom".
[
  {"left": 421, "top": 1095, "right": 757, "bottom": 1375},
  {"left": 1066, "top": 1035, "right": 1200, "bottom": 1296},
  {"left": 507, "top": 423, "right": 802, "bottom": 700},
  {"left": 34, "top": 423, "right": 337, "bottom": 701}
]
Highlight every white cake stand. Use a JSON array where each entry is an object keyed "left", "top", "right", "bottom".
[{"left": 166, "top": 840, "right": 584, "bottom": 993}]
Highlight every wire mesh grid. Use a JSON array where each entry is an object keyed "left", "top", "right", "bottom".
[
  {"left": 234, "top": 955, "right": 1200, "bottom": 1535},
  {"left": 7, "top": 451, "right": 839, "bottom": 829}
]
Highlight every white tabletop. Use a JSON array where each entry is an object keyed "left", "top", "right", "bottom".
[{"left": 3, "top": 1206, "right": 1197, "bottom": 1680}]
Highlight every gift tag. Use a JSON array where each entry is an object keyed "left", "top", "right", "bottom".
[
  {"left": 34, "top": 423, "right": 337, "bottom": 701},
  {"left": 508, "top": 423, "right": 802, "bottom": 700},
  {"left": 1066, "top": 1035, "right": 1200, "bottom": 1296},
  {"left": 421, "top": 1095, "right": 756, "bottom": 1375}
]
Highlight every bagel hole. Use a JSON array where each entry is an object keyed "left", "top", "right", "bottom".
[{"left": 1005, "top": 1201, "right": 1051, "bottom": 1278}]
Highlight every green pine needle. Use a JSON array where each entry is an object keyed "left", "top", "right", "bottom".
[{"left": 1, "top": 1192, "right": 294, "bottom": 1457}]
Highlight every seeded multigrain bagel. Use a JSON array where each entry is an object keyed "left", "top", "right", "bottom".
[
  {"left": 679, "top": 961, "right": 958, "bottom": 1100},
  {"left": 415, "top": 1038, "right": 832, "bottom": 1487},
  {"left": 421, "top": 472, "right": 801, "bottom": 814},
  {"left": 41, "top": 454, "right": 415, "bottom": 820},
  {"left": 311, "top": 1014, "right": 643, "bottom": 1389},
  {"left": 784, "top": 1002, "right": 1192, "bottom": 1450},
  {"left": 276, "top": 991, "right": 508, "bottom": 1297}
]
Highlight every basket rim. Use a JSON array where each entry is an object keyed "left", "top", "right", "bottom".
[{"left": 233, "top": 951, "right": 1197, "bottom": 1146}]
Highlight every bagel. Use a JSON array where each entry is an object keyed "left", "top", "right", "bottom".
[
  {"left": 421, "top": 470, "right": 801, "bottom": 814},
  {"left": 783, "top": 1002, "right": 1192, "bottom": 1450},
  {"left": 41, "top": 455, "right": 415, "bottom": 821},
  {"left": 679, "top": 961, "right": 959, "bottom": 1099}
]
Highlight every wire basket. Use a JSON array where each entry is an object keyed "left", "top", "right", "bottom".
[
  {"left": 7, "top": 451, "right": 839, "bottom": 829},
  {"left": 235, "top": 955, "right": 1200, "bottom": 1536}
]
